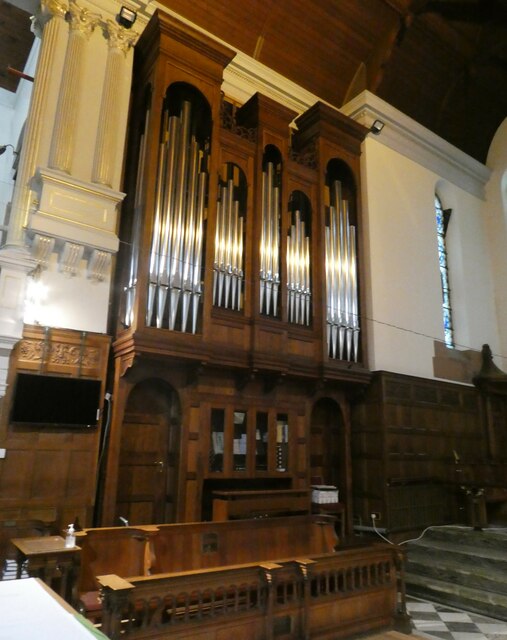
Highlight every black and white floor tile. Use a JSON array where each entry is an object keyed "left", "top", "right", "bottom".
[{"left": 407, "top": 596, "right": 507, "bottom": 640}]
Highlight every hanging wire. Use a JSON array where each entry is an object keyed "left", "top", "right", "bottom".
[{"left": 113, "top": 235, "right": 507, "bottom": 362}]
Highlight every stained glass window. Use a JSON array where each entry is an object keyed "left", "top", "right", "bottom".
[{"left": 435, "top": 194, "right": 453, "bottom": 348}]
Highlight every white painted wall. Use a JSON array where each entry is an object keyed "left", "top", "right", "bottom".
[
  {"left": 360, "top": 140, "right": 445, "bottom": 378},
  {"left": 24, "top": 253, "right": 111, "bottom": 332},
  {"left": 484, "top": 118, "right": 507, "bottom": 372},
  {"left": 354, "top": 101, "right": 500, "bottom": 380}
]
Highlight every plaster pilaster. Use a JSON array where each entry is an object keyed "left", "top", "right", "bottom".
[
  {"left": 48, "top": 1, "right": 100, "bottom": 174},
  {"left": 92, "top": 21, "right": 136, "bottom": 188},
  {"left": 5, "top": 0, "right": 68, "bottom": 248}
]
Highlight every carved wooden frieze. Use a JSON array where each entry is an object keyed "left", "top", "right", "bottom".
[
  {"left": 16, "top": 325, "right": 110, "bottom": 380},
  {"left": 19, "top": 339, "right": 101, "bottom": 368}
]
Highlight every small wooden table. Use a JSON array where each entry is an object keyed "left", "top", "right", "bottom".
[
  {"left": 311, "top": 502, "right": 346, "bottom": 539},
  {"left": 11, "top": 535, "right": 81, "bottom": 604}
]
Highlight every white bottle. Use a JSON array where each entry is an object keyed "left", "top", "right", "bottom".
[{"left": 65, "top": 524, "right": 76, "bottom": 548}]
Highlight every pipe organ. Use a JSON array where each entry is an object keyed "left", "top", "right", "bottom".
[
  {"left": 119, "top": 19, "right": 367, "bottom": 364},
  {"left": 107, "top": 10, "right": 370, "bottom": 528}
]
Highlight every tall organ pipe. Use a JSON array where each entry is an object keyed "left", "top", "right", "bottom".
[
  {"left": 260, "top": 161, "right": 280, "bottom": 317},
  {"left": 213, "top": 167, "right": 244, "bottom": 311},
  {"left": 325, "top": 179, "right": 360, "bottom": 361},
  {"left": 147, "top": 98, "right": 208, "bottom": 333},
  {"left": 155, "top": 115, "right": 180, "bottom": 327},
  {"left": 124, "top": 100, "right": 151, "bottom": 327},
  {"left": 287, "top": 210, "right": 311, "bottom": 326}
]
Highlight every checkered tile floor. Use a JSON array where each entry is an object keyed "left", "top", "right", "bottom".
[{"left": 407, "top": 597, "right": 507, "bottom": 640}]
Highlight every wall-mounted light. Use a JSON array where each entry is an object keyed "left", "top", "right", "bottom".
[
  {"left": 0, "top": 144, "right": 17, "bottom": 156},
  {"left": 369, "top": 119, "right": 385, "bottom": 135},
  {"left": 116, "top": 5, "right": 137, "bottom": 28}
]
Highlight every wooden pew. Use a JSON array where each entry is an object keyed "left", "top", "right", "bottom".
[
  {"left": 74, "top": 515, "right": 336, "bottom": 619},
  {"left": 75, "top": 525, "right": 157, "bottom": 621},
  {"left": 149, "top": 514, "right": 338, "bottom": 574},
  {"left": 98, "top": 543, "right": 404, "bottom": 640}
]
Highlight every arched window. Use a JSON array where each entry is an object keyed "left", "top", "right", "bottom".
[{"left": 435, "top": 194, "right": 453, "bottom": 348}]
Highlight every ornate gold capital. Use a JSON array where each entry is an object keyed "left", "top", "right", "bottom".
[
  {"left": 103, "top": 19, "right": 138, "bottom": 54},
  {"left": 31, "top": 0, "right": 67, "bottom": 36},
  {"left": 65, "top": 1, "right": 101, "bottom": 39}
]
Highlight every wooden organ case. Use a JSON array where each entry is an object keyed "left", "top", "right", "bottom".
[{"left": 101, "top": 11, "right": 372, "bottom": 529}]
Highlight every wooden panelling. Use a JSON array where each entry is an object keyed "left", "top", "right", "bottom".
[
  {"left": 0, "top": 326, "right": 110, "bottom": 531},
  {"left": 352, "top": 370, "right": 506, "bottom": 534}
]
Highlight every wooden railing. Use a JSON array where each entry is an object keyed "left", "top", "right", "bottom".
[{"left": 98, "top": 544, "right": 406, "bottom": 640}]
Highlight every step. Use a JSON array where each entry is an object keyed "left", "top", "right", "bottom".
[
  {"left": 404, "top": 537, "right": 507, "bottom": 573},
  {"left": 405, "top": 553, "right": 507, "bottom": 596},
  {"left": 419, "top": 525, "right": 507, "bottom": 552},
  {"left": 406, "top": 573, "right": 507, "bottom": 622}
]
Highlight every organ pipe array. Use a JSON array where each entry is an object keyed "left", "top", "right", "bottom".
[
  {"left": 325, "top": 180, "right": 359, "bottom": 361},
  {"left": 124, "top": 99, "right": 151, "bottom": 328},
  {"left": 259, "top": 161, "right": 281, "bottom": 317},
  {"left": 146, "top": 99, "right": 208, "bottom": 334},
  {"left": 213, "top": 166, "right": 244, "bottom": 310},
  {"left": 286, "top": 211, "right": 311, "bottom": 325}
]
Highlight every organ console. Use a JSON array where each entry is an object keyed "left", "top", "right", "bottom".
[{"left": 103, "top": 9, "right": 371, "bottom": 528}]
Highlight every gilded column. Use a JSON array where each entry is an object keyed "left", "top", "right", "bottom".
[
  {"left": 5, "top": 0, "right": 68, "bottom": 247},
  {"left": 92, "top": 21, "right": 136, "bottom": 188},
  {"left": 48, "top": 1, "right": 99, "bottom": 173}
]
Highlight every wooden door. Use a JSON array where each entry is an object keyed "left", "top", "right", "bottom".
[
  {"left": 116, "top": 413, "right": 169, "bottom": 525},
  {"left": 310, "top": 399, "right": 343, "bottom": 493}
]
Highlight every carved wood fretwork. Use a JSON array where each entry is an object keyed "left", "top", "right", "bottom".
[
  {"left": 220, "top": 98, "right": 257, "bottom": 143},
  {"left": 289, "top": 138, "right": 318, "bottom": 169}
]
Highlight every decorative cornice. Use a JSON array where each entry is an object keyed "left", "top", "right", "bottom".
[
  {"left": 223, "top": 51, "right": 321, "bottom": 120},
  {"left": 341, "top": 90, "right": 491, "bottom": 200}
]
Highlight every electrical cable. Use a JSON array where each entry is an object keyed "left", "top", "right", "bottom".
[{"left": 369, "top": 515, "right": 507, "bottom": 547}]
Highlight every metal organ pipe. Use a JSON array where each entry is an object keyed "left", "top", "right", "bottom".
[
  {"left": 325, "top": 179, "right": 360, "bottom": 361},
  {"left": 146, "top": 98, "right": 208, "bottom": 333},
  {"left": 286, "top": 210, "right": 311, "bottom": 326},
  {"left": 124, "top": 99, "right": 151, "bottom": 327},
  {"left": 260, "top": 161, "right": 281, "bottom": 317},
  {"left": 213, "top": 166, "right": 245, "bottom": 311}
]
